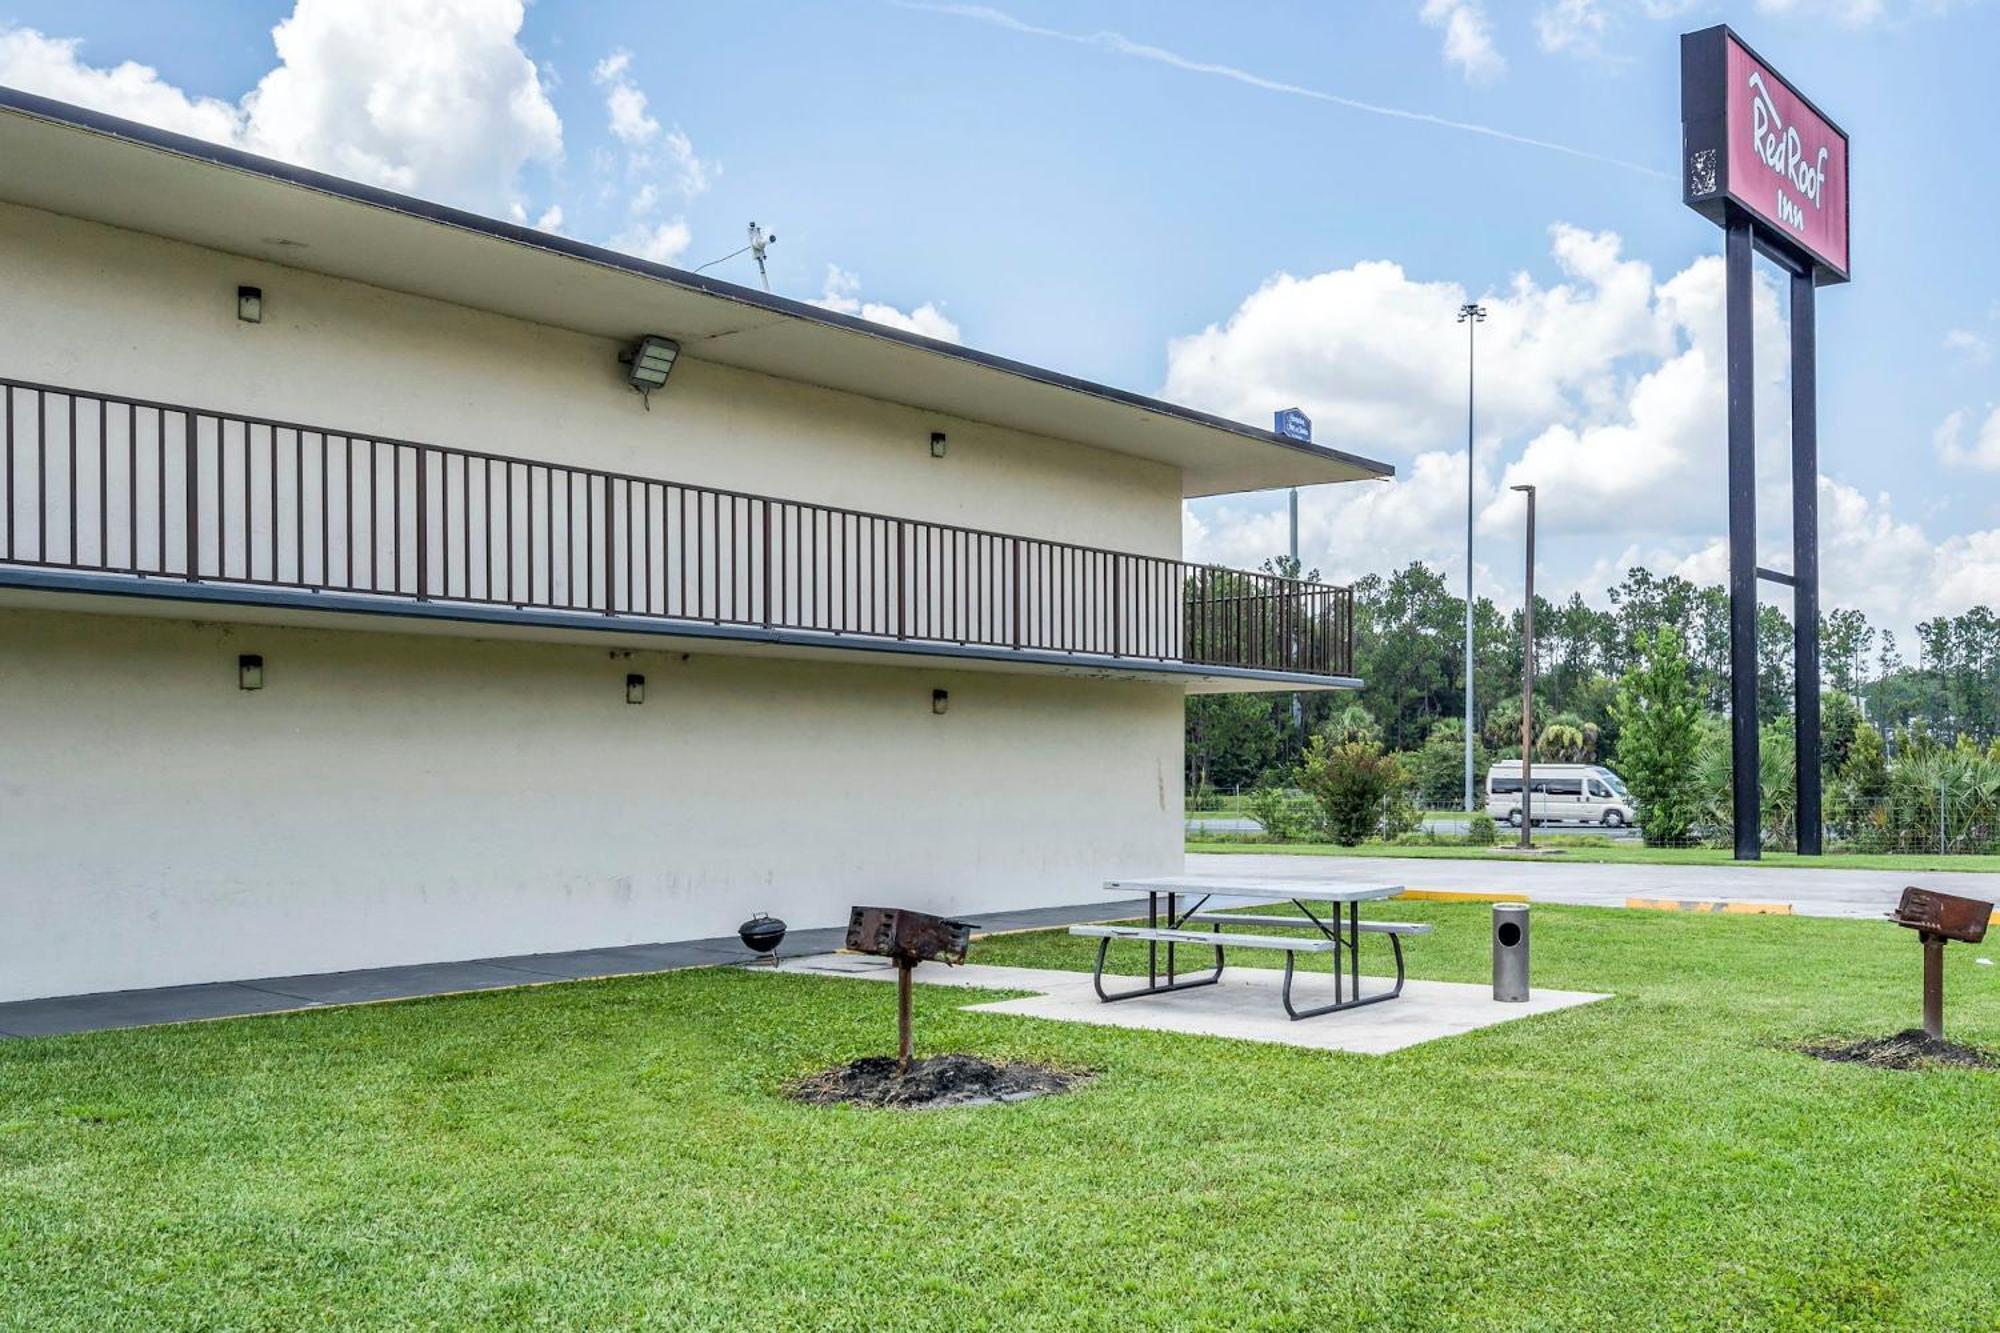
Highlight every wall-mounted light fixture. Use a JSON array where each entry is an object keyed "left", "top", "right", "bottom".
[
  {"left": 621, "top": 335, "right": 680, "bottom": 409},
  {"left": 932, "top": 688, "right": 949, "bottom": 715},
  {"left": 238, "top": 654, "right": 264, "bottom": 690},
  {"left": 929, "top": 431, "right": 948, "bottom": 459},
  {"left": 626, "top": 673, "right": 646, "bottom": 705},
  {"left": 237, "top": 285, "right": 263, "bottom": 324}
]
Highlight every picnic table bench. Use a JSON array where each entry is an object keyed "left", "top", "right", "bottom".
[{"left": 1071, "top": 878, "right": 1430, "bottom": 1020}]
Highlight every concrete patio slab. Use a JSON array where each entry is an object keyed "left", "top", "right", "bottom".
[{"left": 770, "top": 953, "right": 1611, "bottom": 1054}]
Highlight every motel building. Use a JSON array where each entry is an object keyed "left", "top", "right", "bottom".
[{"left": 0, "top": 89, "right": 1391, "bottom": 1006}]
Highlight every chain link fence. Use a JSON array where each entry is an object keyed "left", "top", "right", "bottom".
[{"left": 1186, "top": 784, "right": 2000, "bottom": 856}]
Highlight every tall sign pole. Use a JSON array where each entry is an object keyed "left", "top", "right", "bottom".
[
  {"left": 1725, "top": 218, "right": 1760, "bottom": 860},
  {"left": 1681, "top": 25, "right": 1848, "bottom": 860},
  {"left": 1791, "top": 273, "right": 1822, "bottom": 854},
  {"left": 1458, "top": 303, "right": 1487, "bottom": 814},
  {"left": 1512, "top": 484, "right": 1537, "bottom": 850}
]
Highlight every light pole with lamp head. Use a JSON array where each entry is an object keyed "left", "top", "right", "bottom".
[
  {"left": 1458, "top": 302, "right": 1487, "bottom": 813},
  {"left": 1511, "top": 483, "right": 1536, "bottom": 848}
]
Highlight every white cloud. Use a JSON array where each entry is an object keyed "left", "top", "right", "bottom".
[
  {"left": 591, "top": 48, "right": 709, "bottom": 196},
  {"left": 811, "top": 266, "right": 963, "bottom": 343},
  {"left": 1536, "top": 0, "right": 1610, "bottom": 55},
  {"left": 604, "top": 80, "right": 659, "bottom": 147},
  {"left": 1935, "top": 407, "right": 2000, "bottom": 471},
  {"left": 0, "top": 28, "right": 246, "bottom": 141},
  {"left": 0, "top": 1, "right": 562, "bottom": 217},
  {"left": 590, "top": 46, "right": 708, "bottom": 267},
  {"left": 1419, "top": 0, "right": 1505, "bottom": 82},
  {"left": 1668, "top": 478, "right": 2000, "bottom": 637},
  {"left": 1753, "top": 0, "right": 1890, "bottom": 24},
  {"left": 1532, "top": 0, "right": 1950, "bottom": 51},
  {"left": 1163, "top": 223, "right": 1674, "bottom": 459},
  {"left": 1173, "top": 225, "right": 1996, "bottom": 634},
  {"left": 612, "top": 220, "right": 693, "bottom": 265},
  {"left": 1943, "top": 328, "right": 1992, "bottom": 365}
]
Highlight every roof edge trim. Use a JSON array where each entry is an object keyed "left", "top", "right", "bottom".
[{"left": 0, "top": 86, "right": 1394, "bottom": 484}]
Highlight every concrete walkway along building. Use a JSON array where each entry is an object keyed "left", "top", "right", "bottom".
[{"left": 0, "top": 87, "right": 1391, "bottom": 1005}]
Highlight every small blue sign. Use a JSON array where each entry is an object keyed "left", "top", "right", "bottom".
[{"left": 1273, "top": 407, "right": 1312, "bottom": 442}]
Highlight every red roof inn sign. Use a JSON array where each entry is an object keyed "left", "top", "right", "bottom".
[
  {"left": 1681, "top": 26, "right": 1852, "bottom": 862},
  {"left": 1682, "top": 25, "right": 1850, "bottom": 282}
]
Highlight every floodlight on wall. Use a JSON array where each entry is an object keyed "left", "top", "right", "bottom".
[
  {"left": 930, "top": 431, "right": 948, "bottom": 459},
  {"left": 626, "top": 673, "right": 646, "bottom": 705},
  {"left": 238, "top": 654, "right": 264, "bottom": 690},
  {"left": 237, "top": 285, "right": 263, "bottom": 323},
  {"left": 620, "top": 335, "right": 680, "bottom": 409},
  {"left": 932, "top": 688, "right": 949, "bottom": 715}
]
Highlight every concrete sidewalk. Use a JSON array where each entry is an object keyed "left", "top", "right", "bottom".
[
  {"left": 1188, "top": 851, "right": 2000, "bottom": 919},
  {"left": 771, "top": 951, "right": 1609, "bottom": 1054},
  {"left": 0, "top": 899, "right": 1149, "bottom": 1040},
  {"left": 10, "top": 849, "right": 1986, "bottom": 1040}
]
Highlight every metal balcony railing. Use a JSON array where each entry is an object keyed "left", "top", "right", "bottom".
[{"left": 0, "top": 376, "right": 1355, "bottom": 678}]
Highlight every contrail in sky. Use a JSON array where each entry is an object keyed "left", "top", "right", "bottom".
[{"left": 897, "top": 3, "right": 1671, "bottom": 181}]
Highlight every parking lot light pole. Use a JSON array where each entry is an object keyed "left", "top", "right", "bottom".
[
  {"left": 1458, "top": 302, "right": 1487, "bottom": 813},
  {"left": 1511, "top": 484, "right": 1536, "bottom": 848}
]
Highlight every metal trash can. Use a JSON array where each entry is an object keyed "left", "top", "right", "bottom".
[{"left": 1493, "top": 903, "right": 1530, "bottom": 1002}]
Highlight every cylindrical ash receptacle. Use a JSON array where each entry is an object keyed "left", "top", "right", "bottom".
[{"left": 1493, "top": 903, "right": 1530, "bottom": 1002}]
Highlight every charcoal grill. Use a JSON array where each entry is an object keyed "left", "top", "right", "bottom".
[
  {"left": 845, "top": 906, "right": 976, "bottom": 1071},
  {"left": 1887, "top": 886, "right": 1994, "bottom": 1039},
  {"left": 738, "top": 914, "right": 788, "bottom": 965}
]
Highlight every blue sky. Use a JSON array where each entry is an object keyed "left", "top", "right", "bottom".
[{"left": 1, "top": 0, "right": 1994, "bottom": 637}]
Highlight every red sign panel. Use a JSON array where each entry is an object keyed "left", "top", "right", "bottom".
[{"left": 1682, "top": 27, "right": 1850, "bottom": 282}]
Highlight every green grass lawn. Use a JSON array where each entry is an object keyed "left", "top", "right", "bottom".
[
  {"left": 1187, "top": 837, "right": 2000, "bottom": 874},
  {"left": 4, "top": 904, "right": 1999, "bottom": 1329}
]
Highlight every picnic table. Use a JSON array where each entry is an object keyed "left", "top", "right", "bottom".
[{"left": 1071, "top": 876, "right": 1429, "bottom": 1020}]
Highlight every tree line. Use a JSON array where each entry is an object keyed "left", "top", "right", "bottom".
[{"left": 1187, "top": 559, "right": 2000, "bottom": 811}]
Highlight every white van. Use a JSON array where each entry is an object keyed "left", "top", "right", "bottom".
[{"left": 1485, "top": 762, "right": 1637, "bottom": 829}]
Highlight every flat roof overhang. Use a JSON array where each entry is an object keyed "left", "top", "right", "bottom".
[
  {"left": 0, "top": 88, "right": 1393, "bottom": 499},
  {"left": 0, "top": 569, "right": 1361, "bottom": 694}
]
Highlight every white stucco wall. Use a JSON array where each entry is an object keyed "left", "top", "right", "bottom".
[
  {"left": 0, "top": 199, "right": 1181, "bottom": 557},
  {"left": 0, "top": 199, "right": 1200, "bottom": 1003},
  {"left": 0, "top": 606, "right": 1183, "bottom": 1002}
]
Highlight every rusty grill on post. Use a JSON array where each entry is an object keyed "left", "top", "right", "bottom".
[
  {"left": 0, "top": 376, "right": 1356, "bottom": 679},
  {"left": 845, "top": 906, "right": 975, "bottom": 966},
  {"left": 845, "top": 906, "right": 976, "bottom": 1072},
  {"left": 1888, "top": 887, "right": 1994, "bottom": 1040}
]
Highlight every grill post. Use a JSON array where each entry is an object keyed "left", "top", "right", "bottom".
[
  {"left": 896, "top": 957, "right": 915, "bottom": 1073},
  {"left": 1922, "top": 934, "right": 1945, "bottom": 1040}
]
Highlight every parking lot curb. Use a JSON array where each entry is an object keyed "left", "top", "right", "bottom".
[
  {"left": 1624, "top": 898, "right": 1794, "bottom": 915},
  {"left": 1398, "top": 889, "right": 1531, "bottom": 904}
]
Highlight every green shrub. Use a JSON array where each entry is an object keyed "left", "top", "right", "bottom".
[
  {"left": 1243, "top": 785, "right": 1312, "bottom": 842},
  {"left": 1411, "top": 721, "right": 1487, "bottom": 809},
  {"left": 1466, "top": 812, "right": 1497, "bottom": 845},
  {"left": 1297, "top": 735, "right": 1408, "bottom": 846},
  {"left": 1611, "top": 626, "right": 1703, "bottom": 846}
]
